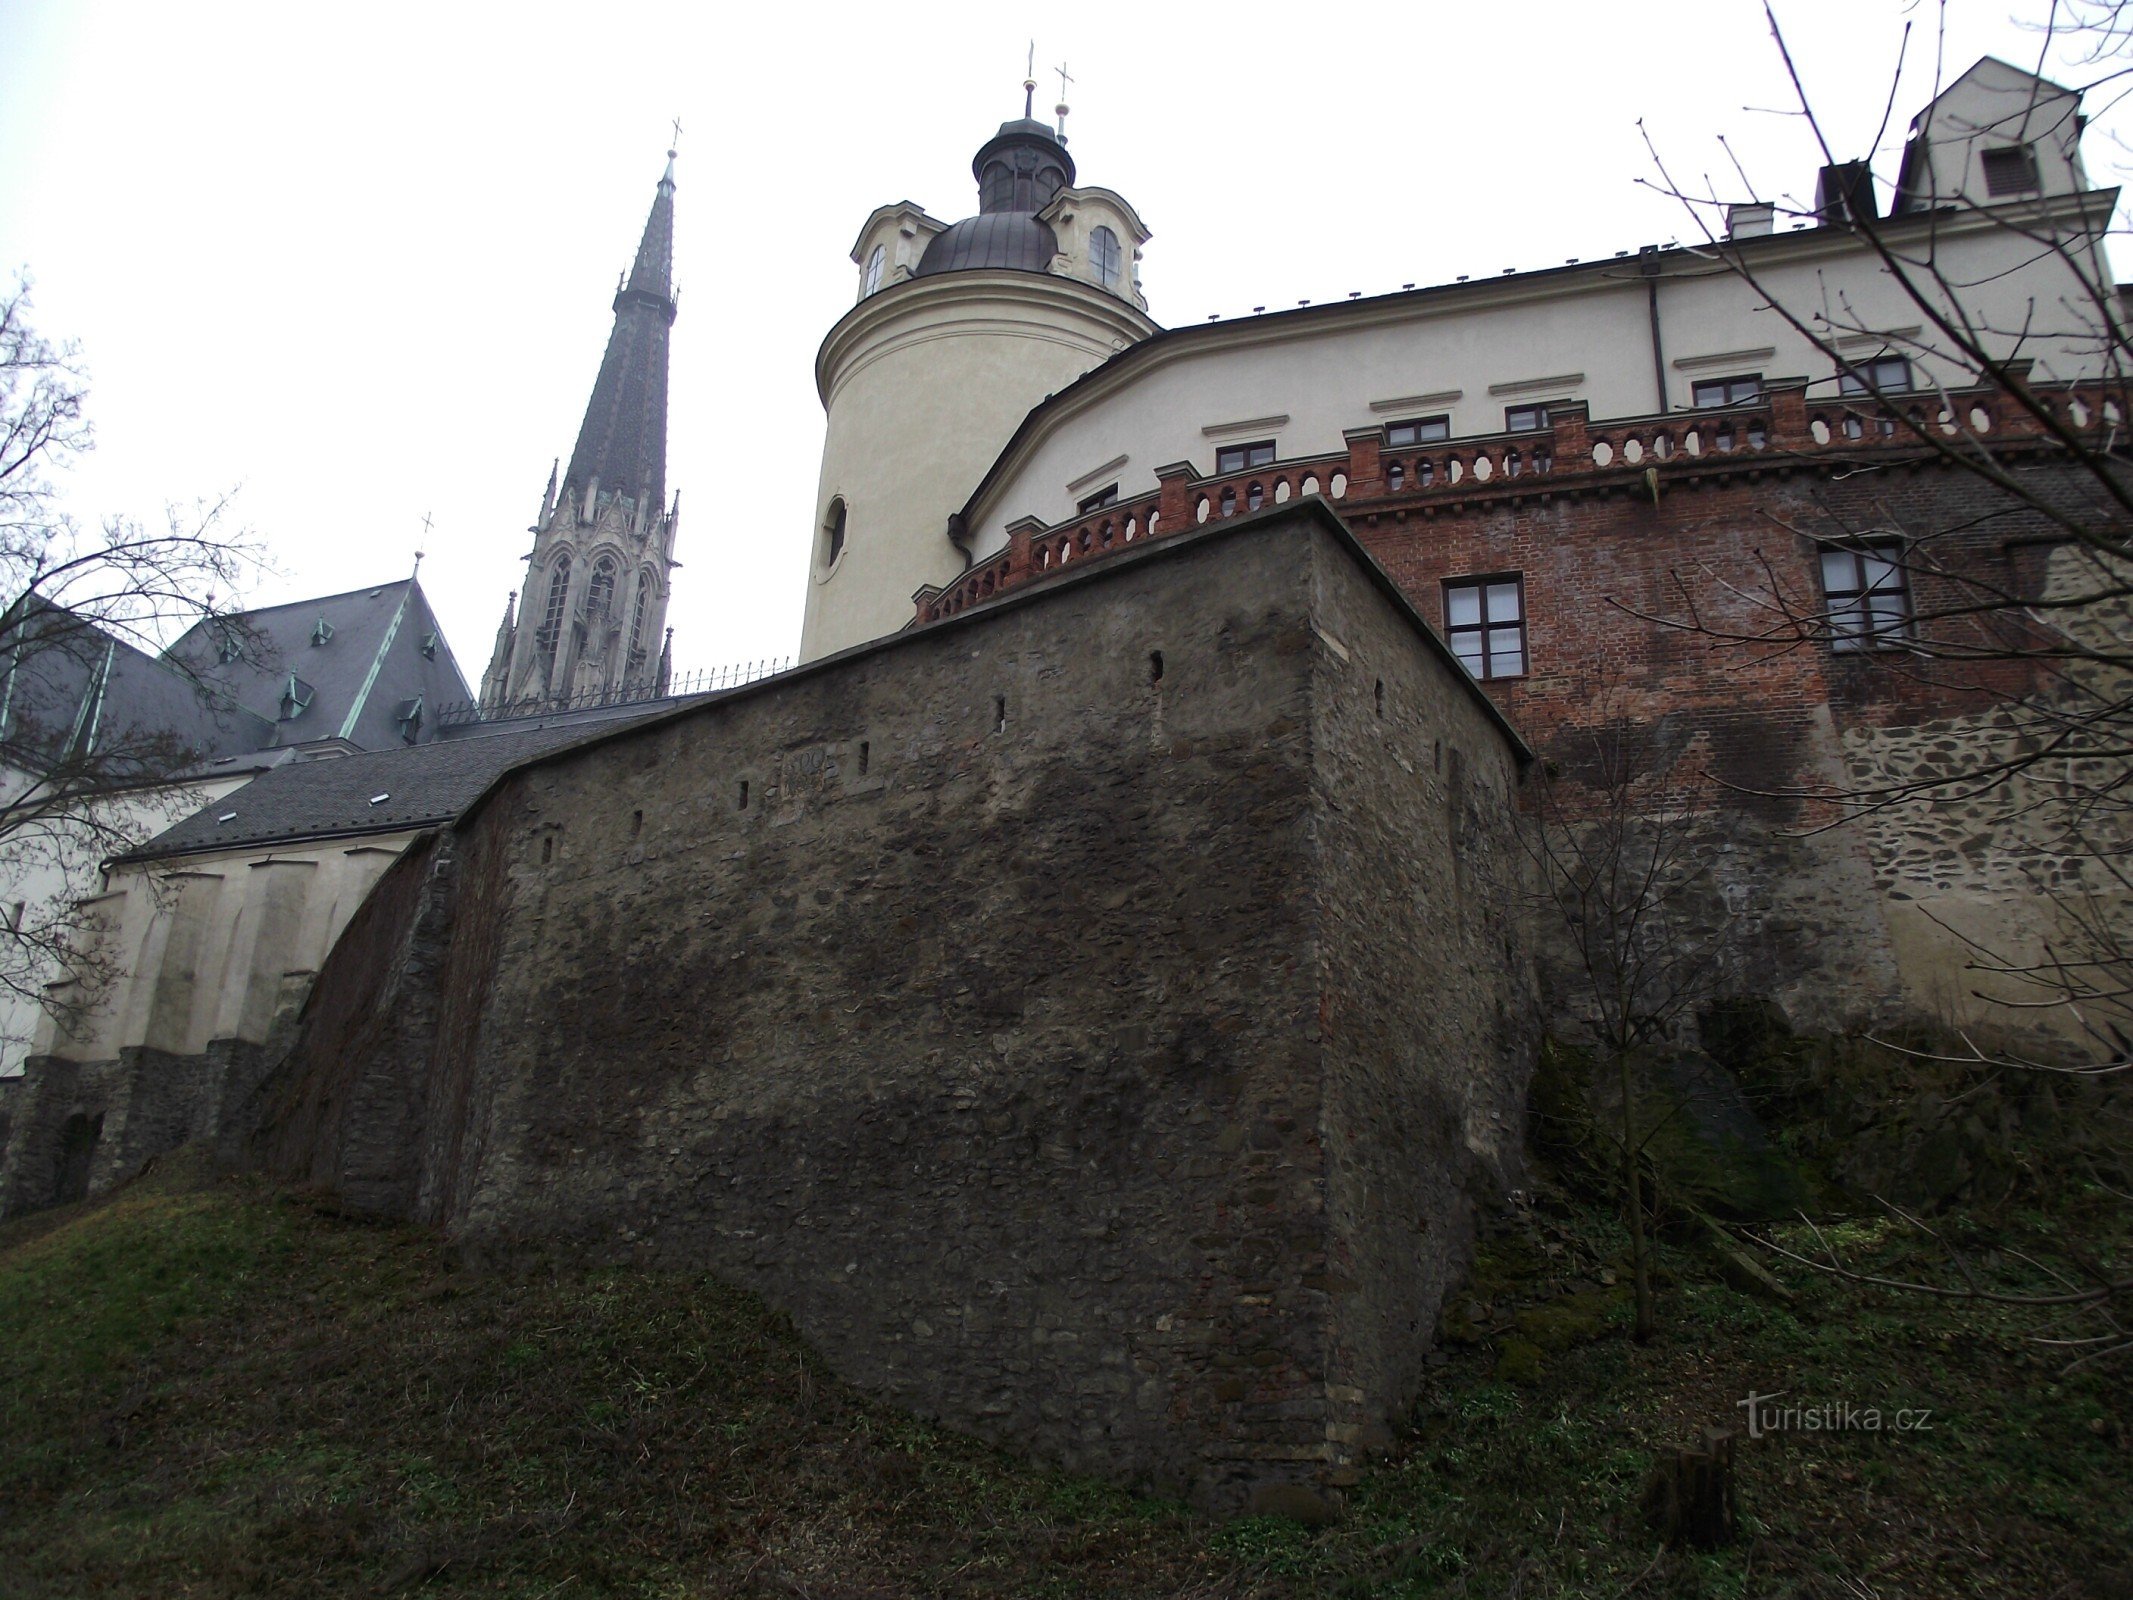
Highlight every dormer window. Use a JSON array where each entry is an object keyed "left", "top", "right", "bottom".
[
  {"left": 1982, "top": 144, "right": 2040, "bottom": 197},
  {"left": 280, "top": 674, "right": 314, "bottom": 720},
  {"left": 1090, "top": 226, "right": 1123, "bottom": 291},
  {"left": 310, "top": 616, "right": 334, "bottom": 646},
  {"left": 862, "top": 244, "right": 886, "bottom": 297},
  {"left": 394, "top": 696, "right": 423, "bottom": 743}
]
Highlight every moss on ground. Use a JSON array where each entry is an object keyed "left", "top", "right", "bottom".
[{"left": 1, "top": 1145, "right": 2126, "bottom": 1597}]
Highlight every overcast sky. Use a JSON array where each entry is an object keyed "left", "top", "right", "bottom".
[{"left": 0, "top": 1, "right": 2121, "bottom": 689}]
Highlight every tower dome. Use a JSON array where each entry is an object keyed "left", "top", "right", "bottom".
[
  {"left": 915, "top": 119, "right": 1078, "bottom": 279},
  {"left": 802, "top": 104, "right": 1157, "bottom": 661}
]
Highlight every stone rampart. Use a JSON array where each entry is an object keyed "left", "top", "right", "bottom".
[{"left": 249, "top": 504, "right": 1535, "bottom": 1510}]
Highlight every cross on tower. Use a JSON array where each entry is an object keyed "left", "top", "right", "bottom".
[
  {"left": 1055, "top": 61, "right": 1073, "bottom": 103},
  {"left": 669, "top": 115, "right": 683, "bottom": 151}
]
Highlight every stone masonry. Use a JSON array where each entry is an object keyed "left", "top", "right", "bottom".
[{"left": 250, "top": 503, "right": 1535, "bottom": 1511}]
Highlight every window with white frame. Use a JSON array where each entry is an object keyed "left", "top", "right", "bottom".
[
  {"left": 1819, "top": 542, "right": 1912, "bottom": 650},
  {"left": 1386, "top": 415, "right": 1450, "bottom": 446},
  {"left": 1692, "top": 374, "right": 1763, "bottom": 408},
  {"left": 1838, "top": 355, "right": 1913, "bottom": 396},
  {"left": 1090, "top": 226, "right": 1123, "bottom": 291},
  {"left": 1444, "top": 575, "right": 1527, "bottom": 680}
]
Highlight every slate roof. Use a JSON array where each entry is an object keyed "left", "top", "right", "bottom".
[
  {"left": 563, "top": 156, "right": 676, "bottom": 516},
  {"left": 118, "top": 715, "right": 650, "bottom": 863},
  {"left": 916, "top": 213, "right": 1060, "bottom": 277},
  {"left": 162, "top": 578, "right": 472, "bottom": 752},
  {"left": 0, "top": 600, "right": 275, "bottom": 774}
]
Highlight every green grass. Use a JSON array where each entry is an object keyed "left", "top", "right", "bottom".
[{"left": 1, "top": 1148, "right": 2125, "bottom": 1597}]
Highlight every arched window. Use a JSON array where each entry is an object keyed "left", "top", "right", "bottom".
[
  {"left": 980, "top": 161, "right": 1014, "bottom": 212},
  {"left": 538, "top": 553, "right": 571, "bottom": 650},
  {"left": 630, "top": 571, "right": 655, "bottom": 657},
  {"left": 862, "top": 244, "right": 886, "bottom": 297},
  {"left": 1090, "top": 225, "right": 1123, "bottom": 291},
  {"left": 587, "top": 556, "right": 617, "bottom": 619},
  {"left": 1035, "top": 165, "right": 1065, "bottom": 206},
  {"left": 821, "top": 498, "right": 847, "bottom": 570}
]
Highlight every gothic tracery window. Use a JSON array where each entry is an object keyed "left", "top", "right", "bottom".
[
  {"left": 538, "top": 554, "right": 571, "bottom": 651},
  {"left": 630, "top": 574, "right": 654, "bottom": 658},
  {"left": 588, "top": 556, "right": 617, "bottom": 620}
]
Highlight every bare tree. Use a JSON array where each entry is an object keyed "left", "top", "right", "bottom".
[
  {"left": 0, "top": 277, "right": 263, "bottom": 1044},
  {"left": 1522, "top": 721, "right": 1737, "bottom": 1342},
  {"left": 1614, "top": 4, "right": 2133, "bottom": 1366},
  {"left": 1631, "top": 2, "right": 2133, "bottom": 1067}
]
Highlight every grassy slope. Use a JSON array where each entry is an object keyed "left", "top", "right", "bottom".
[{"left": 1, "top": 1151, "right": 2124, "bottom": 1599}]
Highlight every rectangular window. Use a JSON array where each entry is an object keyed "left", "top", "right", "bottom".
[
  {"left": 1691, "top": 374, "right": 1763, "bottom": 408},
  {"left": 1076, "top": 484, "right": 1119, "bottom": 512},
  {"left": 1443, "top": 575, "right": 1527, "bottom": 680},
  {"left": 1215, "top": 440, "right": 1276, "bottom": 473},
  {"left": 1837, "top": 355, "right": 1913, "bottom": 396},
  {"left": 1981, "top": 145, "right": 2040, "bottom": 197},
  {"left": 1819, "top": 542, "right": 1912, "bottom": 650},
  {"left": 1385, "top": 415, "right": 1450, "bottom": 447},
  {"left": 1504, "top": 404, "right": 1548, "bottom": 434}
]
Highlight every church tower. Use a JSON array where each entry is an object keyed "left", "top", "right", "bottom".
[
  {"left": 484, "top": 150, "right": 681, "bottom": 709},
  {"left": 799, "top": 91, "right": 1157, "bottom": 661}
]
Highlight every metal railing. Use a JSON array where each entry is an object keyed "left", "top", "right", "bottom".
[{"left": 435, "top": 656, "right": 794, "bottom": 728}]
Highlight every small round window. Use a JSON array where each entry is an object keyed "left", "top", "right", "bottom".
[
  {"left": 820, "top": 498, "right": 847, "bottom": 571},
  {"left": 1090, "top": 225, "right": 1123, "bottom": 292},
  {"left": 862, "top": 244, "right": 885, "bottom": 297}
]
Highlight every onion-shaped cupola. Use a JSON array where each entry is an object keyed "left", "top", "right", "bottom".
[{"left": 914, "top": 118, "right": 1077, "bottom": 279}]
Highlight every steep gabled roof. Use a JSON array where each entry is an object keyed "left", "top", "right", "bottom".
[{"left": 163, "top": 578, "right": 472, "bottom": 750}]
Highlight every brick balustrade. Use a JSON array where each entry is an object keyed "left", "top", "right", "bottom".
[{"left": 912, "top": 375, "right": 2127, "bottom": 627}]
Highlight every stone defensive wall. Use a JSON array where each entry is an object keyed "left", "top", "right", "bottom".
[{"left": 249, "top": 503, "right": 1538, "bottom": 1513}]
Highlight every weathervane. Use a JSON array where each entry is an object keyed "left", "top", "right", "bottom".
[{"left": 1023, "top": 41, "right": 1037, "bottom": 119}]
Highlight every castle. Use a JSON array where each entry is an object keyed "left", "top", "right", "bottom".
[{"left": 0, "top": 57, "right": 2125, "bottom": 1514}]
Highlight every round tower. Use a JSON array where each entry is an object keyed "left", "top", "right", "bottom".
[{"left": 799, "top": 109, "right": 1157, "bottom": 660}]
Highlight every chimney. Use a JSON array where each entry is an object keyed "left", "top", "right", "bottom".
[
  {"left": 1725, "top": 202, "right": 1775, "bottom": 239},
  {"left": 1815, "top": 161, "right": 1880, "bottom": 224}
]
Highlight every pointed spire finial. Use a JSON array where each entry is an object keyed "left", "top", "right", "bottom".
[{"left": 662, "top": 118, "right": 680, "bottom": 188}]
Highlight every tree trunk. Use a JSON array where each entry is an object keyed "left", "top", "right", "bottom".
[
  {"left": 1642, "top": 1428, "right": 1739, "bottom": 1549},
  {"left": 1620, "top": 1049, "right": 1654, "bottom": 1341}
]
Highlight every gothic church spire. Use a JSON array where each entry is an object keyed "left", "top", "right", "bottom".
[
  {"left": 485, "top": 148, "right": 685, "bottom": 714},
  {"left": 563, "top": 150, "right": 678, "bottom": 518}
]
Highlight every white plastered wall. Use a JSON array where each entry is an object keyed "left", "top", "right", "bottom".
[
  {"left": 964, "top": 207, "right": 2116, "bottom": 555},
  {"left": 800, "top": 269, "right": 1158, "bottom": 660},
  {"left": 36, "top": 830, "right": 419, "bottom": 1064}
]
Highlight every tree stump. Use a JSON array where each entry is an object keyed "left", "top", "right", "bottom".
[{"left": 1641, "top": 1427, "right": 1738, "bottom": 1549}]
